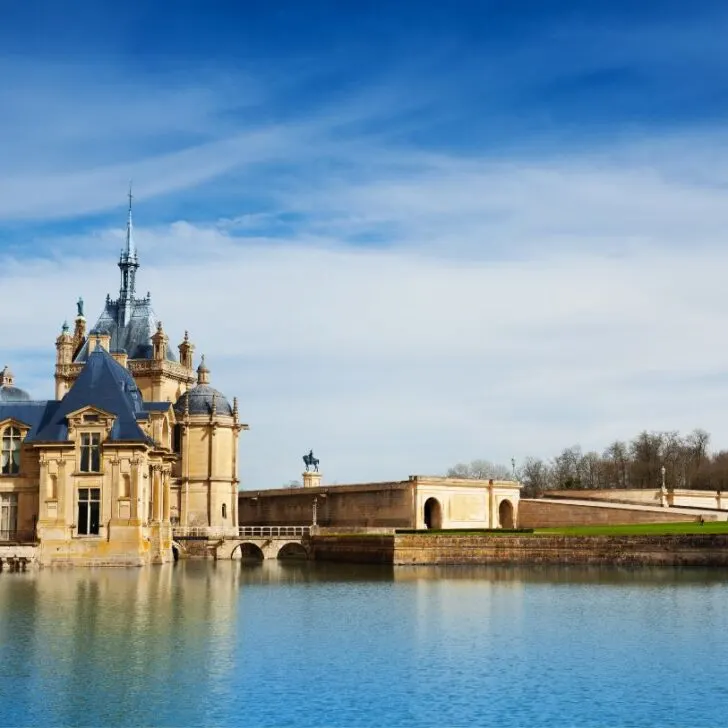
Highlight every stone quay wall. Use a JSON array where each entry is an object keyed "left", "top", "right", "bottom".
[
  {"left": 311, "top": 535, "right": 395, "bottom": 564},
  {"left": 310, "top": 533, "right": 728, "bottom": 567}
]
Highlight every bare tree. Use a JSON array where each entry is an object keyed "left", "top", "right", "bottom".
[
  {"left": 603, "top": 440, "right": 629, "bottom": 488},
  {"left": 519, "top": 457, "right": 553, "bottom": 497},
  {"left": 553, "top": 446, "right": 583, "bottom": 489},
  {"left": 446, "top": 459, "right": 512, "bottom": 480}
]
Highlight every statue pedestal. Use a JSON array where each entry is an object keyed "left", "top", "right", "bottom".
[{"left": 303, "top": 471, "right": 322, "bottom": 488}]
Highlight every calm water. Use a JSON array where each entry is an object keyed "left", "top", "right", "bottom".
[{"left": 1, "top": 562, "right": 727, "bottom": 727}]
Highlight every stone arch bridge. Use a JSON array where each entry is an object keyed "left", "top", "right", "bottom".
[{"left": 172, "top": 526, "right": 311, "bottom": 560}]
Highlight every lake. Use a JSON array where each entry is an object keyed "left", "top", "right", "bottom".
[{"left": 0, "top": 561, "right": 727, "bottom": 727}]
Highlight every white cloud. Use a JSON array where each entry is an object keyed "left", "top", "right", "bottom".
[
  {"left": 3, "top": 51, "right": 728, "bottom": 489},
  {"left": 3, "top": 203, "right": 728, "bottom": 489}
]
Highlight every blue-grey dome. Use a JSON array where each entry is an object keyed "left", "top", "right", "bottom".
[
  {"left": 174, "top": 384, "right": 233, "bottom": 417},
  {"left": 0, "top": 385, "right": 32, "bottom": 403}
]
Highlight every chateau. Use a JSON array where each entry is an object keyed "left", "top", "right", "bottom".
[{"left": 0, "top": 197, "right": 247, "bottom": 565}]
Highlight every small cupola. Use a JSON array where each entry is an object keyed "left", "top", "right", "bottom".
[
  {"left": 0, "top": 365, "right": 31, "bottom": 402},
  {"left": 197, "top": 355, "right": 210, "bottom": 385},
  {"left": 0, "top": 365, "right": 15, "bottom": 387}
]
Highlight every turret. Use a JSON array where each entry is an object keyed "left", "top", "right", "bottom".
[
  {"left": 178, "top": 330, "right": 194, "bottom": 370},
  {"left": 55, "top": 321, "right": 75, "bottom": 398},
  {"left": 151, "top": 321, "right": 169, "bottom": 361},
  {"left": 55, "top": 321, "right": 73, "bottom": 365}
]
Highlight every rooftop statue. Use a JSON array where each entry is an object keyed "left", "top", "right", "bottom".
[
  {"left": 77, "top": 297, "right": 84, "bottom": 317},
  {"left": 303, "top": 449, "right": 319, "bottom": 473}
]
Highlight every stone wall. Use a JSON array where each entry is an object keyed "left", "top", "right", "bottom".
[
  {"left": 309, "top": 533, "right": 728, "bottom": 567},
  {"left": 391, "top": 533, "right": 728, "bottom": 566},
  {"left": 239, "top": 483, "right": 415, "bottom": 528},
  {"left": 518, "top": 499, "right": 709, "bottom": 528},
  {"left": 239, "top": 476, "right": 522, "bottom": 530},
  {"left": 311, "top": 535, "right": 395, "bottom": 564}
]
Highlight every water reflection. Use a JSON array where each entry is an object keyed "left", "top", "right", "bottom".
[
  {"left": 1, "top": 562, "right": 727, "bottom": 727},
  {"left": 0, "top": 563, "right": 242, "bottom": 726}
]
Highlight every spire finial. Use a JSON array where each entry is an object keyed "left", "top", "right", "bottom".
[{"left": 125, "top": 182, "right": 136, "bottom": 259}]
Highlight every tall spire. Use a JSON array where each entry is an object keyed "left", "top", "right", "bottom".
[
  {"left": 125, "top": 181, "right": 136, "bottom": 259},
  {"left": 118, "top": 183, "right": 140, "bottom": 325}
]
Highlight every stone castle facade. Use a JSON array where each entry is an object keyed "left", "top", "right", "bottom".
[{"left": 0, "top": 197, "right": 247, "bottom": 565}]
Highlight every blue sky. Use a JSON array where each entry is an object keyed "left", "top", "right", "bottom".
[{"left": 2, "top": 1, "right": 728, "bottom": 488}]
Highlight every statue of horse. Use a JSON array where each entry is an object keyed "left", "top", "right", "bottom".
[{"left": 303, "top": 450, "right": 319, "bottom": 472}]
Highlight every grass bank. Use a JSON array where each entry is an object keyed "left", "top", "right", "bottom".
[{"left": 534, "top": 522, "right": 728, "bottom": 536}]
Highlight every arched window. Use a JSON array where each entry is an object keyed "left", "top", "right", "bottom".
[
  {"left": 1, "top": 427, "right": 22, "bottom": 475},
  {"left": 222, "top": 503, "right": 227, "bottom": 520}
]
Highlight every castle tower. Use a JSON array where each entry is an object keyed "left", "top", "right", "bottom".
[
  {"left": 57, "top": 190, "right": 196, "bottom": 401},
  {"left": 173, "top": 356, "right": 248, "bottom": 530},
  {"left": 55, "top": 321, "right": 74, "bottom": 398}
]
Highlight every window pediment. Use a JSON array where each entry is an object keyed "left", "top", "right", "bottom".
[
  {"left": 0, "top": 417, "right": 31, "bottom": 434},
  {"left": 66, "top": 406, "right": 116, "bottom": 441}
]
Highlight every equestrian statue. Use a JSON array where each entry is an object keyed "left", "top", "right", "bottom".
[{"left": 303, "top": 449, "right": 320, "bottom": 472}]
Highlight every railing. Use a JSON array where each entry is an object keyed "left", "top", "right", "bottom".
[
  {"left": 173, "top": 527, "right": 239, "bottom": 539},
  {"left": 238, "top": 526, "right": 310, "bottom": 538},
  {"left": 172, "top": 525, "right": 310, "bottom": 539},
  {"left": 0, "top": 529, "right": 36, "bottom": 544}
]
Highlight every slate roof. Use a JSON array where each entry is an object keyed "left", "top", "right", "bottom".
[
  {"left": 144, "top": 402, "right": 173, "bottom": 412},
  {"left": 74, "top": 296, "right": 177, "bottom": 363},
  {"left": 0, "top": 385, "right": 32, "bottom": 403},
  {"left": 28, "top": 345, "right": 153, "bottom": 444},
  {"left": 174, "top": 384, "right": 234, "bottom": 417},
  {"left": 0, "top": 401, "right": 60, "bottom": 438}
]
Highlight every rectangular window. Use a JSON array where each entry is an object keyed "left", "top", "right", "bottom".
[
  {"left": 77, "top": 488, "right": 100, "bottom": 535},
  {"left": 0, "top": 493, "right": 18, "bottom": 540},
  {"left": 172, "top": 424, "right": 182, "bottom": 454},
  {"left": 80, "top": 433, "right": 101, "bottom": 472},
  {"left": 1, "top": 427, "right": 22, "bottom": 475}
]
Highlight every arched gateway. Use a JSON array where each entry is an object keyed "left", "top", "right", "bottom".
[
  {"left": 499, "top": 499, "right": 515, "bottom": 529},
  {"left": 424, "top": 497, "right": 443, "bottom": 529}
]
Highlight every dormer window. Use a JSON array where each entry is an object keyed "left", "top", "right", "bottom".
[
  {"left": 80, "top": 433, "right": 101, "bottom": 473},
  {"left": 1, "top": 426, "right": 21, "bottom": 475}
]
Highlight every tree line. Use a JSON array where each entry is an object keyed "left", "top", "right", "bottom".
[{"left": 446, "top": 428, "right": 728, "bottom": 497}]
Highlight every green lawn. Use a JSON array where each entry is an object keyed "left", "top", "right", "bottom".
[{"left": 534, "top": 521, "right": 728, "bottom": 536}]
